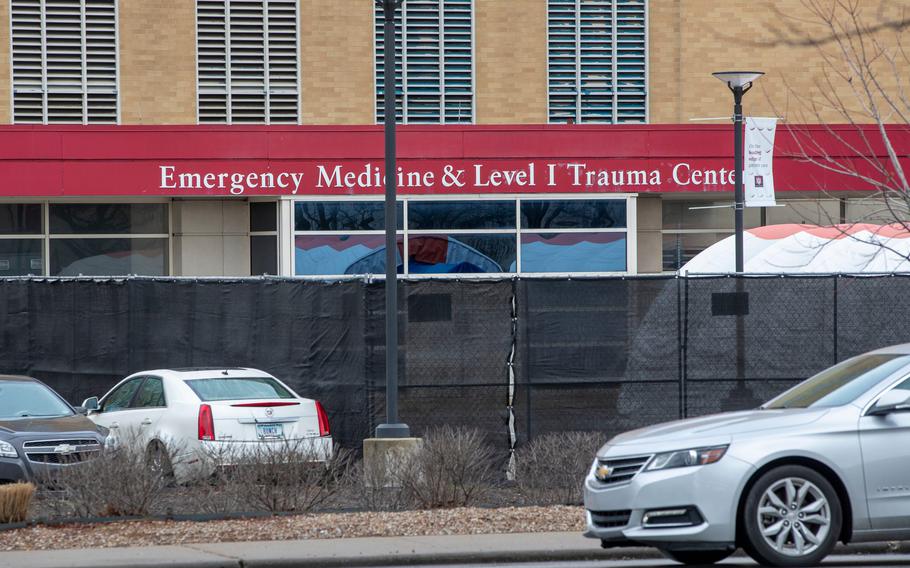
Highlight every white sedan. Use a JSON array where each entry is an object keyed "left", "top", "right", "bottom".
[{"left": 82, "top": 367, "right": 332, "bottom": 482}]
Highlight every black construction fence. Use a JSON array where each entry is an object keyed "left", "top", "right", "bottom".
[{"left": 2, "top": 275, "right": 910, "bottom": 460}]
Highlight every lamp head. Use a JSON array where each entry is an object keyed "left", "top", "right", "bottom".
[{"left": 712, "top": 71, "right": 764, "bottom": 89}]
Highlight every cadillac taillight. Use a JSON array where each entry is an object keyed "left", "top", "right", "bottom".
[
  {"left": 198, "top": 404, "right": 215, "bottom": 441},
  {"left": 315, "top": 401, "right": 330, "bottom": 437}
]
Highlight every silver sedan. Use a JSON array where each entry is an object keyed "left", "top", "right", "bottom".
[{"left": 584, "top": 343, "right": 910, "bottom": 567}]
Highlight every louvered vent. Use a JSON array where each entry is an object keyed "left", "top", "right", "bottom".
[
  {"left": 196, "top": 0, "right": 299, "bottom": 124},
  {"left": 375, "top": 0, "right": 474, "bottom": 124},
  {"left": 547, "top": 0, "right": 646, "bottom": 124},
  {"left": 11, "top": 0, "right": 118, "bottom": 124}
]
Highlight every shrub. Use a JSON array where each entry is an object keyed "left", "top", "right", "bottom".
[
  {"left": 39, "top": 428, "right": 179, "bottom": 518},
  {"left": 399, "top": 426, "right": 497, "bottom": 509},
  {"left": 0, "top": 482, "right": 35, "bottom": 523},
  {"left": 349, "top": 447, "right": 415, "bottom": 512},
  {"left": 205, "top": 439, "right": 354, "bottom": 514},
  {"left": 515, "top": 431, "right": 605, "bottom": 505}
]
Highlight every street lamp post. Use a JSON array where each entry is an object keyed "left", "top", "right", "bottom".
[
  {"left": 712, "top": 71, "right": 763, "bottom": 272},
  {"left": 375, "top": 0, "right": 410, "bottom": 439},
  {"left": 712, "top": 71, "right": 764, "bottom": 396}
]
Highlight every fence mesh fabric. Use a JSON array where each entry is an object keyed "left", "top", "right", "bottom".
[{"left": 3, "top": 275, "right": 910, "bottom": 457}]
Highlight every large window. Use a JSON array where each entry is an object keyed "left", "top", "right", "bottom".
[
  {"left": 661, "top": 198, "right": 847, "bottom": 271},
  {"left": 293, "top": 198, "right": 628, "bottom": 276},
  {"left": 661, "top": 200, "right": 759, "bottom": 272},
  {"left": 0, "top": 203, "right": 169, "bottom": 277},
  {"left": 11, "top": 0, "right": 119, "bottom": 124},
  {"left": 250, "top": 201, "right": 278, "bottom": 275},
  {"left": 520, "top": 200, "right": 627, "bottom": 272},
  {"left": 374, "top": 0, "right": 474, "bottom": 124},
  {"left": 547, "top": 0, "right": 647, "bottom": 123},
  {"left": 0, "top": 204, "right": 43, "bottom": 276},
  {"left": 196, "top": 0, "right": 299, "bottom": 124},
  {"left": 48, "top": 203, "right": 169, "bottom": 276}
]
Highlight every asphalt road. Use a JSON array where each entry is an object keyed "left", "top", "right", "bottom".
[{"left": 399, "top": 555, "right": 910, "bottom": 568}]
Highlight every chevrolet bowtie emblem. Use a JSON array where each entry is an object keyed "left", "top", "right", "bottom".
[
  {"left": 595, "top": 464, "right": 613, "bottom": 480},
  {"left": 53, "top": 444, "right": 76, "bottom": 455}
]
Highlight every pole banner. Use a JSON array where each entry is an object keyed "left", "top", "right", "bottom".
[{"left": 745, "top": 117, "right": 777, "bottom": 207}]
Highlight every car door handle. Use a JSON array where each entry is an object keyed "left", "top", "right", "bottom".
[
  {"left": 109, "top": 422, "right": 119, "bottom": 429},
  {"left": 141, "top": 418, "right": 153, "bottom": 426}
]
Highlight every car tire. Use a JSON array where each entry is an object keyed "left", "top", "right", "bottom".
[
  {"left": 659, "top": 548, "right": 733, "bottom": 565},
  {"left": 146, "top": 441, "right": 175, "bottom": 485},
  {"left": 741, "top": 465, "right": 842, "bottom": 567}
]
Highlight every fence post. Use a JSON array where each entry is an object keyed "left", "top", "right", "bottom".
[
  {"left": 833, "top": 275, "right": 839, "bottom": 364},
  {"left": 522, "top": 279, "right": 533, "bottom": 444},
  {"left": 677, "top": 276, "right": 683, "bottom": 419},
  {"left": 682, "top": 276, "right": 689, "bottom": 418}
]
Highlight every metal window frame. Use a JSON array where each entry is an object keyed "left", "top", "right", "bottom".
[
  {"left": 0, "top": 198, "right": 171, "bottom": 276},
  {"left": 249, "top": 198, "right": 280, "bottom": 275},
  {"left": 289, "top": 193, "right": 636, "bottom": 278}
]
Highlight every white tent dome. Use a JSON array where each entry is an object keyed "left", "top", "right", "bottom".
[{"left": 680, "top": 223, "right": 910, "bottom": 274}]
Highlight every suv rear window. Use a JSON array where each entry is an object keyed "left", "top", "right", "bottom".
[{"left": 184, "top": 377, "right": 294, "bottom": 402}]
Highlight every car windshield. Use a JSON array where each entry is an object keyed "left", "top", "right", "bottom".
[
  {"left": 184, "top": 377, "right": 295, "bottom": 401},
  {"left": 0, "top": 381, "right": 74, "bottom": 419},
  {"left": 764, "top": 354, "right": 910, "bottom": 409}
]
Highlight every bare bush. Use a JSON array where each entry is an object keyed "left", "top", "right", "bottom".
[
  {"left": 0, "top": 482, "right": 35, "bottom": 523},
  {"left": 515, "top": 431, "right": 605, "bottom": 506},
  {"left": 39, "top": 428, "right": 180, "bottom": 518},
  {"left": 204, "top": 439, "right": 354, "bottom": 514},
  {"left": 171, "top": 477, "right": 246, "bottom": 517},
  {"left": 398, "top": 426, "right": 497, "bottom": 509},
  {"left": 347, "top": 452, "right": 413, "bottom": 512}
]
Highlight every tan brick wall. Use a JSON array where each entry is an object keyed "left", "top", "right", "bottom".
[
  {"left": 475, "top": 0, "right": 547, "bottom": 124},
  {"left": 299, "top": 0, "right": 374, "bottom": 124},
  {"left": 649, "top": 0, "right": 908, "bottom": 124},
  {"left": 119, "top": 0, "right": 196, "bottom": 124},
  {"left": 0, "top": 1, "right": 10, "bottom": 124}
]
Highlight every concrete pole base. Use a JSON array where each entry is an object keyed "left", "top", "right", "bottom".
[{"left": 363, "top": 436, "right": 422, "bottom": 488}]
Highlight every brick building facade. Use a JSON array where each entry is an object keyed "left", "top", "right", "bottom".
[{"left": 0, "top": 0, "right": 904, "bottom": 278}]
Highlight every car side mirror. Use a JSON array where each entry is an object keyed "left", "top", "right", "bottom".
[
  {"left": 869, "top": 390, "right": 910, "bottom": 416},
  {"left": 81, "top": 397, "right": 100, "bottom": 413}
]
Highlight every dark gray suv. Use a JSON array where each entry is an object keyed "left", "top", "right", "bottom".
[{"left": 0, "top": 375, "right": 107, "bottom": 483}]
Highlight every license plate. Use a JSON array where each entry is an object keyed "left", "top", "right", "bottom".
[{"left": 256, "top": 423, "right": 284, "bottom": 439}]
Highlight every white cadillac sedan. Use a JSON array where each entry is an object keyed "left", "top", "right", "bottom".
[{"left": 82, "top": 367, "right": 332, "bottom": 482}]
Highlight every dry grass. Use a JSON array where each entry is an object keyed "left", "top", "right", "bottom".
[{"left": 0, "top": 483, "right": 36, "bottom": 524}]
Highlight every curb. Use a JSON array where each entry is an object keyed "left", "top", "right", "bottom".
[{"left": 3, "top": 537, "right": 909, "bottom": 568}]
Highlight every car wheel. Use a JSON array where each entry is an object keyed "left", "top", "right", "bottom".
[
  {"left": 659, "top": 548, "right": 733, "bottom": 565},
  {"left": 741, "top": 465, "right": 842, "bottom": 567},
  {"left": 146, "top": 441, "right": 175, "bottom": 485}
]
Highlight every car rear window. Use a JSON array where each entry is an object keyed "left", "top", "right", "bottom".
[
  {"left": 184, "top": 377, "right": 295, "bottom": 402},
  {"left": 0, "top": 381, "right": 74, "bottom": 419}
]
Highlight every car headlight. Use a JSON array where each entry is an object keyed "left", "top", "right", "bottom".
[
  {"left": 646, "top": 445, "right": 728, "bottom": 471},
  {"left": 0, "top": 441, "right": 17, "bottom": 458}
]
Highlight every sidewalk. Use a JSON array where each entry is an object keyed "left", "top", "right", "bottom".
[
  {"left": 0, "top": 532, "right": 640, "bottom": 568},
  {"left": 1, "top": 532, "right": 907, "bottom": 568}
]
